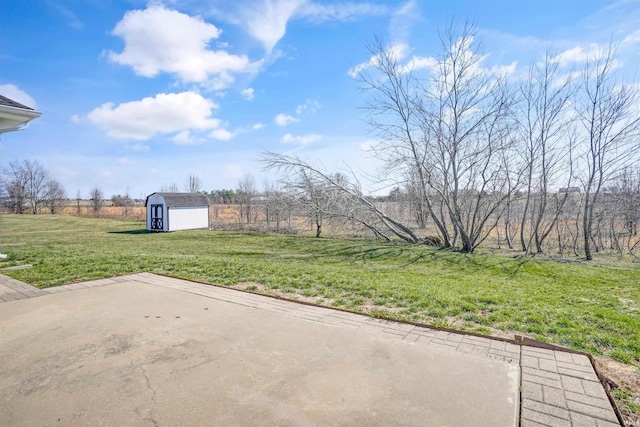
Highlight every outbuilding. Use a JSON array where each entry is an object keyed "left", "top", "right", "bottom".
[{"left": 145, "top": 192, "right": 210, "bottom": 232}]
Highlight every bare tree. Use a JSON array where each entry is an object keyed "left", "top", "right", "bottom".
[
  {"left": 617, "top": 167, "right": 640, "bottom": 238},
  {"left": 576, "top": 44, "right": 640, "bottom": 260},
  {"left": 263, "top": 181, "right": 277, "bottom": 229},
  {"left": 277, "top": 168, "right": 333, "bottom": 237},
  {"left": 24, "top": 161, "right": 48, "bottom": 214},
  {"left": 185, "top": 173, "right": 202, "bottom": 193},
  {"left": 258, "top": 29, "right": 640, "bottom": 259},
  {"left": 358, "top": 37, "right": 450, "bottom": 245},
  {"left": 236, "top": 174, "right": 257, "bottom": 224},
  {"left": 2, "top": 160, "right": 49, "bottom": 214},
  {"left": 2, "top": 173, "right": 27, "bottom": 214},
  {"left": 404, "top": 171, "right": 428, "bottom": 229},
  {"left": 604, "top": 167, "right": 640, "bottom": 256},
  {"left": 263, "top": 181, "right": 293, "bottom": 232},
  {"left": 123, "top": 186, "right": 131, "bottom": 219},
  {"left": 111, "top": 186, "right": 133, "bottom": 218},
  {"left": 303, "top": 170, "right": 333, "bottom": 237},
  {"left": 160, "top": 183, "right": 179, "bottom": 192},
  {"left": 89, "top": 187, "right": 104, "bottom": 217},
  {"left": 359, "top": 24, "right": 520, "bottom": 252},
  {"left": 43, "top": 179, "right": 66, "bottom": 214},
  {"left": 517, "top": 51, "right": 576, "bottom": 254},
  {"left": 264, "top": 152, "right": 421, "bottom": 242},
  {"left": 76, "top": 189, "right": 82, "bottom": 215}
]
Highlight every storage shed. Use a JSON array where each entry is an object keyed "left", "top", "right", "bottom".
[{"left": 145, "top": 192, "right": 210, "bottom": 232}]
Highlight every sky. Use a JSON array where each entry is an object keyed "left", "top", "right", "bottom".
[{"left": 1, "top": 0, "right": 639, "bottom": 200}]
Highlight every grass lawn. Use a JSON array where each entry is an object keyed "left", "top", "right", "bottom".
[
  {"left": 2, "top": 214, "right": 640, "bottom": 416},
  {"left": 0, "top": 215, "right": 640, "bottom": 417},
  {"left": 2, "top": 214, "right": 639, "bottom": 362}
]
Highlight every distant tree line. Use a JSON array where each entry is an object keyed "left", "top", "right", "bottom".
[
  {"left": 204, "top": 157, "right": 638, "bottom": 259},
  {"left": 0, "top": 160, "right": 134, "bottom": 218},
  {"left": 206, "top": 189, "right": 236, "bottom": 204},
  {"left": 1, "top": 160, "right": 66, "bottom": 214}
]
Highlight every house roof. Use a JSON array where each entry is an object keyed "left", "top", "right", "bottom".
[
  {"left": 0, "top": 94, "right": 41, "bottom": 134},
  {"left": 145, "top": 192, "right": 210, "bottom": 207},
  {"left": 0, "top": 95, "right": 35, "bottom": 110}
]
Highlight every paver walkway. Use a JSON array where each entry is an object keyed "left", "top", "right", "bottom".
[{"left": 0, "top": 273, "right": 622, "bottom": 426}]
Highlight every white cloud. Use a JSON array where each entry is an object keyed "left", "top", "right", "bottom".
[
  {"left": 388, "top": 0, "right": 419, "bottom": 44},
  {"left": 127, "top": 143, "right": 150, "bottom": 152},
  {"left": 274, "top": 113, "right": 299, "bottom": 126},
  {"left": 241, "top": 0, "right": 304, "bottom": 53},
  {"left": 172, "top": 130, "right": 194, "bottom": 144},
  {"left": 552, "top": 43, "right": 603, "bottom": 67},
  {"left": 252, "top": 122, "right": 265, "bottom": 130},
  {"left": 85, "top": 91, "right": 222, "bottom": 141},
  {"left": 282, "top": 133, "right": 322, "bottom": 145},
  {"left": 623, "top": 29, "right": 640, "bottom": 45},
  {"left": 359, "top": 139, "right": 376, "bottom": 152},
  {"left": 107, "top": 5, "right": 258, "bottom": 88},
  {"left": 491, "top": 61, "right": 518, "bottom": 78},
  {"left": 295, "top": 99, "right": 321, "bottom": 115},
  {"left": 238, "top": 0, "right": 387, "bottom": 53},
  {"left": 117, "top": 156, "right": 133, "bottom": 165},
  {"left": 348, "top": 61, "right": 370, "bottom": 78},
  {"left": 398, "top": 55, "right": 437, "bottom": 74},
  {"left": 0, "top": 84, "right": 37, "bottom": 108},
  {"left": 209, "top": 128, "right": 235, "bottom": 141},
  {"left": 241, "top": 87, "right": 255, "bottom": 100},
  {"left": 298, "top": 2, "right": 387, "bottom": 23},
  {"left": 50, "top": 3, "right": 83, "bottom": 29},
  {"left": 348, "top": 43, "right": 411, "bottom": 77},
  {"left": 222, "top": 163, "right": 245, "bottom": 180}
]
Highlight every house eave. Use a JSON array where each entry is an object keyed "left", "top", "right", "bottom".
[{"left": 0, "top": 104, "right": 42, "bottom": 135}]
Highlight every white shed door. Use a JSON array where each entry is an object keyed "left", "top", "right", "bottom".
[{"left": 150, "top": 204, "right": 164, "bottom": 230}]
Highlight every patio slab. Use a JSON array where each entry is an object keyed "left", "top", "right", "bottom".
[
  {"left": 0, "top": 276, "right": 518, "bottom": 426},
  {"left": 0, "top": 273, "right": 621, "bottom": 426}
]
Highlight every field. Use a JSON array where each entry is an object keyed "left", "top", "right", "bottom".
[{"left": 1, "top": 214, "right": 639, "bottom": 420}]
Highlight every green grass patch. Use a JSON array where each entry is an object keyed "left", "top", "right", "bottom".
[
  {"left": 612, "top": 389, "right": 640, "bottom": 415},
  {"left": 2, "top": 214, "right": 639, "bottom": 365}
]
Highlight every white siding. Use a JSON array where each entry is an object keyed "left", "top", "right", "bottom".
[{"left": 168, "top": 206, "right": 209, "bottom": 231}]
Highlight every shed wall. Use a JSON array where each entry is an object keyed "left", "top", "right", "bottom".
[{"left": 168, "top": 206, "right": 209, "bottom": 231}]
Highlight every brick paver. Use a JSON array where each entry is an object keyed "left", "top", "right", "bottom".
[
  {"left": 0, "top": 273, "right": 622, "bottom": 426},
  {"left": 520, "top": 348, "right": 620, "bottom": 426}
]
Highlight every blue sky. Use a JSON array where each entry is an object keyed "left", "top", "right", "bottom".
[{"left": 1, "top": 0, "right": 639, "bottom": 199}]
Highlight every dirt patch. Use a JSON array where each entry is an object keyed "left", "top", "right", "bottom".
[
  {"left": 231, "top": 282, "right": 334, "bottom": 306},
  {"left": 619, "top": 297, "right": 639, "bottom": 313},
  {"left": 231, "top": 282, "right": 268, "bottom": 293},
  {"left": 441, "top": 315, "right": 470, "bottom": 330},
  {"left": 595, "top": 356, "right": 640, "bottom": 426},
  {"left": 361, "top": 299, "right": 405, "bottom": 316}
]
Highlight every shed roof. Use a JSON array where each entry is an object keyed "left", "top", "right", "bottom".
[{"left": 145, "top": 192, "right": 210, "bottom": 207}]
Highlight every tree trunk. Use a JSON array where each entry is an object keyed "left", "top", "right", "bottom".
[{"left": 583, "top": 192, "right": 593, "bottom": 260}]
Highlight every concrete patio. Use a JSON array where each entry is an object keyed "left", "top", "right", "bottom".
[{"left": 0, "top": 273, "right": 622, "bottom": 426}]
